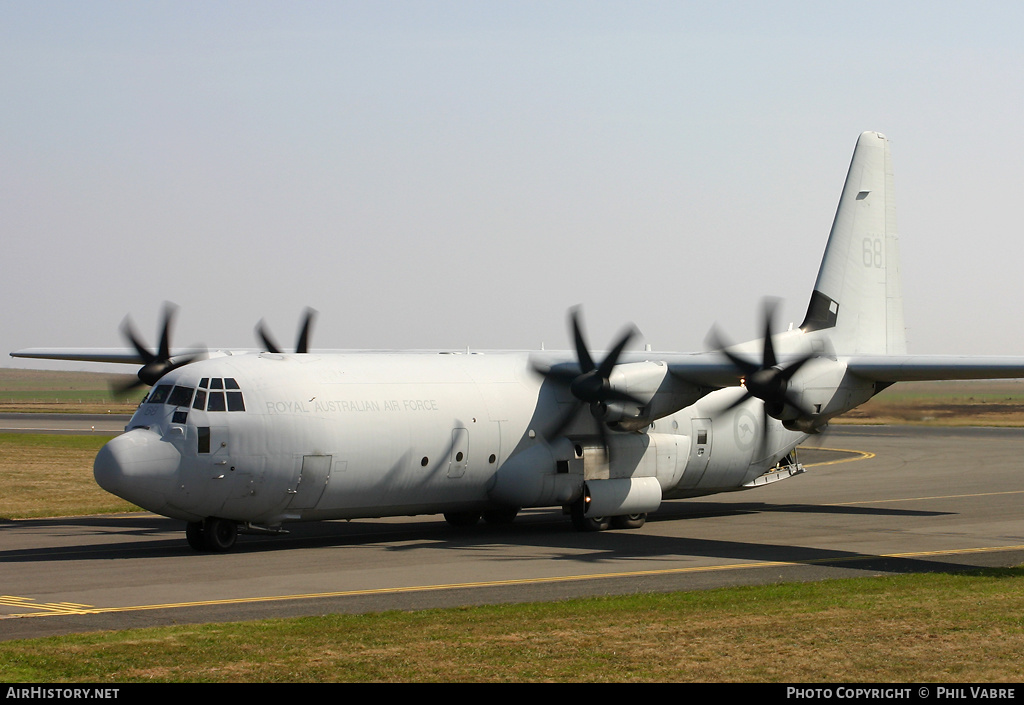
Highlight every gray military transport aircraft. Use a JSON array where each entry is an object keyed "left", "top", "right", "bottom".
[{"left": 13, "top": 131, "right": 1024, "bottom": 552}]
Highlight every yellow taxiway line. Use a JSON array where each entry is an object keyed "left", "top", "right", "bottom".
[{"left": 5, "top": 542, "right": 1024, "bottom": 620}]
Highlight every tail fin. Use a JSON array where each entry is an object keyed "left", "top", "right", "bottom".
[{"left": 800, "top": 131, "right": 907, "bottom": 355}]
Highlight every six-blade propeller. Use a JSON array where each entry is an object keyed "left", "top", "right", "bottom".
[
  {"left": 706, "top": 298, "right": 825, "bottom": 457},
  {"left": 532, "top": 307, "right": 644, "bottom": 451},
  {"left": 707, "top": 299, "right": 817, "bottom": 420}
]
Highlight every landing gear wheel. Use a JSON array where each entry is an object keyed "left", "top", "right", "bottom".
[
  {"left": 186, "top": 521, "right": 206, "bottom": 551},
  {"left": 444, "top": 511, "right": 480, "bottom": 527},
  {"left": 204, "top": 517, "right": 238, "bottom": 551},
  {"left": 570, "top": 499, "right": 610, "bottom": 532},
  {"left": 186, "top": 517, "right": 239, "bottom": 552},
  {"left": 610, "top": 513, "right": 647, "bottom": 530}
]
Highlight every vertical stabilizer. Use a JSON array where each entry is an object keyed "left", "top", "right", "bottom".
[{"left": 801, "top": 131, "right": 906, "bottom": 355}]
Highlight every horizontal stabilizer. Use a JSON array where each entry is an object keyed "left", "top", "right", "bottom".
[{"left": 846, "top": 355, "right": 1024, "bottom": 383}]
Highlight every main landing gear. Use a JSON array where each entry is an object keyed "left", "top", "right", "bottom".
[
  {"left": 443, "top": 504, "right": 647, "bottom": 532},
  {"left": 568, "top": 499, "right": 647, "bottom": 532},
  {"left": 186, "top": 517, "right": 238, "bottom": 552}
]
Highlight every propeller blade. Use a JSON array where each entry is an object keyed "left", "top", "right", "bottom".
[
  {"left": 597, "top": 325, "right": 638, "bottom": 379},
  {"left": 569, "top": 308, "right": 596, "bottom": 373},
  {"left": 295, "top": 308, "right": 316, "bottom": 354},
  {"left": 724, "top": 390, "right": 754, "bottom": 413},
  {"left": 111, "top": 375, "right": 146, "bottom": 397},
  {"left": 156, "top": 304, "right": 176, "bottom": 363},
  {"left": 706, "top": 325, "right": 759, "bottom": 378},
  {"left": 256, "top": 320, "right": 283, "bottom": 353},
  {"left": 121, "top": 318, "right": 158, "bottom": 365},
  {"left": 761, "top": 298, "right": 780, "bottom": 369},
  {"left": 530, "top": 362, "right": 582, "bottom": 387},
  {"left": 257, "top": 308, "right": 317, "bottom": 354}
]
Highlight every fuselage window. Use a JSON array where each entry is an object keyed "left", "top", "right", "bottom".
[
  {"left": 167, "top": 386, "right": 195, "bottom": 407},
  {"left": 146, "top": 385, "right": 173, "bottom": 404},
  {"left": 198, "top": 426, "right": 211, "bottom": 454}
]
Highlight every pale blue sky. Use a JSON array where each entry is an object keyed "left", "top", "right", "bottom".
[{"left": 4, "top": 1, "right": 1024, "bottom": 370}]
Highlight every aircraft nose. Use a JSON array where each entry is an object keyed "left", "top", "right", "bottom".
[{"left": 94, "top": 429, "right": 180, "bottom": 510}]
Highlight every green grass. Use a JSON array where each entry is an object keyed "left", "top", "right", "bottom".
[{"left": 2, "top": 569, "right": 1024, "bottom": 682}]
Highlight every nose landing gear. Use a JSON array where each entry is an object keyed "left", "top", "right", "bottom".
[{"left": 185, "top": 517, "right": 238, "bottom": 552}]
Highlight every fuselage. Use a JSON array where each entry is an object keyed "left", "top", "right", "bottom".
[{"left": 94, "top": 350, "right": 809, "bottom": 528}]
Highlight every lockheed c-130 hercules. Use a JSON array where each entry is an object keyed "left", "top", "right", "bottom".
[{"left": 13, "top": 131, "right": 1024, "bottom": 552}]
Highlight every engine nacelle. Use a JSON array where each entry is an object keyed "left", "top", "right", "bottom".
[
  {"left": 778, "top": 358, "right": 876, "bottom": 431},
  {"left": 580, "top": 477, "right": 662, "bottom": 517},
  {"left": 602, "top": 360, "right": 709, "bottom": 432}
]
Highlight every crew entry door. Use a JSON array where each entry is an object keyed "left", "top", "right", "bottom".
[
  {"left": 681, "top": 418, "right": 713, "bottom": 489},
  {"left": 289, "top": 455, "right": 333, "bottom": 510}
]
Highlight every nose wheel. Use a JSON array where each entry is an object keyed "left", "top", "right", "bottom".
[{"left": 186, "top": 517, "right": 239, "bottom": 552}]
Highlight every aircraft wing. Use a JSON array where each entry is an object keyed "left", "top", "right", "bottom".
[
  {"left": 661, "top": 353, "right": 1024, "bottom": 388},
  {"left": 844, "top": 355, "right": 1024, "bottom": 383},
  {"left": 662, "top": 355, "right": 747, "bottom": 388},
  {"left": 9, "top": 348, "right": 243, "bottom": 365},
  {"left": 10, "top": 348, "right": 153, "bottom": 365}
]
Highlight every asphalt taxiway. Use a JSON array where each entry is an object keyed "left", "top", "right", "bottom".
[{"left": 2, "top": 425, "right": 1023, "bottom": 641}]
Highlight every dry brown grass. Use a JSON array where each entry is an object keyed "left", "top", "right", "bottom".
[
  {"left": 831, "top": 380, "right": 1024, "bottom": 426},
  {"left": 0, "top": 435, "right": 136, "bottom": 518},
  {"left": 0, "top": 368, "right": 143, "bottom": 414}
]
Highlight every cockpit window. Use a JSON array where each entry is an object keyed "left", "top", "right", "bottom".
[
  {"left": 145, "top": 385, "right": 173, "bottom": 404},
  {"left": 207, "top": 391, "right": 227, "bottom": 412},
  {"left": 167, "top": 386, "right": 195, "bottom": 408},
  {"left": 226, "top": 387, "right": 243, "bottom": 409},
  {"left": 193, "top": 378, "right": 245, "bottom": 412}
]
